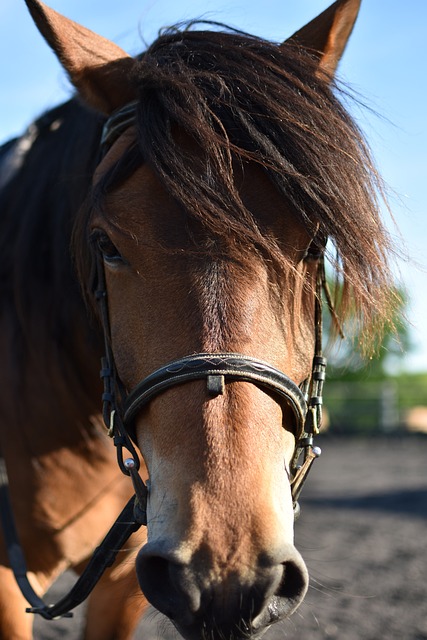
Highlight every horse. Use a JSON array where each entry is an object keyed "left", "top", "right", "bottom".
[{"left": 0, "top": 0, "right": 397, "bottom": 638}]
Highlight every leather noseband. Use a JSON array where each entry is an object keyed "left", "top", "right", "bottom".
[{"left": 123, "top": 353, "right": 307, "bottom": 439}]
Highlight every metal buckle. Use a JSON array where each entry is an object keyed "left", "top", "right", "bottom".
[{"left": 291, "top": 444, "right": 321, "bottom": 518}]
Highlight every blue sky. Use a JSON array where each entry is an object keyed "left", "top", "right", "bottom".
[{"left": 1, "top": 0, "right": 426, "bottom": 373}]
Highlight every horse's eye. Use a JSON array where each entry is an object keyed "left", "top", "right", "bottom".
[
  {"left": 94, "top": 231, "right": 124, "bottom": 264},
  {"left": 304, "top": 233, "right": 328, "bottom": 261}
]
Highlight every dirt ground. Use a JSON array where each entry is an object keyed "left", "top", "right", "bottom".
[{"left": 34, "top": 435, "right": 427, "bottom": 640}]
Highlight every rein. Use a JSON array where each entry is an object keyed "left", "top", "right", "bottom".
[{"left": 0, "top": 101, "right": 328, "bottom": 621}]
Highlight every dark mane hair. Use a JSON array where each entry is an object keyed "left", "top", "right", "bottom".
[
  {"left": 0, "top": 100, "right": 103, "bottom": 398},
  {"left": 88, "top": 25, "right": 397, "bottom": 348}
]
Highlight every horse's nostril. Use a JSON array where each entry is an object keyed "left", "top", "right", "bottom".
[
  {"left": 137, "top": 553, "right": 178, "bottom": 620},
  {"left": 278, "top": 559, "right": 309, "bottom": 603},
  {"left": 137, "top": 550, "right": 202, "bottom": 623}
]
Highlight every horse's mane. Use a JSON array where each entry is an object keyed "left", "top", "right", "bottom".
[
  {"left": 0, "top": 100, "right": 103, "bottom": 400},
  {"left": 87, "top": 25, "right": 397, "bottom": 348}
]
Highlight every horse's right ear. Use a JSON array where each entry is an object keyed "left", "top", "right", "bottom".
[
  {"left": 286, "top": 0, "right": 361, "bottom": 77},
  {"left": 24, "top": 0, "right": 137, "bottom": 113}
]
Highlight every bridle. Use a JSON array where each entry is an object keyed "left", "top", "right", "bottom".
[
  {"left": 0, "top": 101, "right": 328, "bottom": 621},
  {"left": 95, "top": 103, "right": 328, "bottom": 524},
  {"left": 95, "top": 254, "right": 326, "bottom": 525}
]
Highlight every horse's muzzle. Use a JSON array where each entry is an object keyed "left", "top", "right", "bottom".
[{"left": 136, "top": 542, "right": 308, "bottom": 639}]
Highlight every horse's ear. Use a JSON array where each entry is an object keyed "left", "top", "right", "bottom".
[
  {"left": 24, "top": 0, "right": 137, "bottom": 113},
  {"left": 286, "top": 0, "right": 361, "bottom": 77}
]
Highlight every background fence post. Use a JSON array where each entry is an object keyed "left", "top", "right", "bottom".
[{"left": 380, "top": 380, "right": 399, "bottom": 433}]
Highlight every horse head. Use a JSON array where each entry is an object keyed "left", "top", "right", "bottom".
[{"left": 24, "top": 1, "right": 366, "bottom": 638}]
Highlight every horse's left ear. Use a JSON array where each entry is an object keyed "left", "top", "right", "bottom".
[
  {"left": 286, "top": 0, "right": 361, "bottom": 77},
  {"left": 24, "top": 0, "right": 137, "bottom": 113}
]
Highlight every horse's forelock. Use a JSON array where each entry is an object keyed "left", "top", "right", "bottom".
[{"left": 81, "top": 26, "right": 397, "bottom": 349}]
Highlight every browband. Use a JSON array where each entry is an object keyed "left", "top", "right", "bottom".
[{"left": 100, "top": 101, "right": 138, "bottom": 152}]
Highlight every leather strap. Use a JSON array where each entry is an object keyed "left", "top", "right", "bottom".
[
  {"left": 0, "top": 456, "right": 51, "bottom": 616},
  {"left": 0, "top": 453, "right": 141, "bottom": 620},
  {"left": 123, "top": 353, "right": 307, "bottom": 434},
  {"left": 100, "top": 101, "right": 138, "bottom": 152},
  {"left": 26, "top": 495, "right": 141, "bottom": 620}
]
